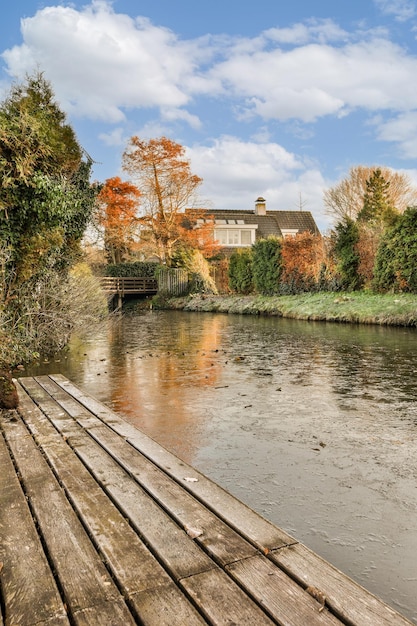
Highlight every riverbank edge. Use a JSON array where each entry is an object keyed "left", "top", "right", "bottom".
[{"left": 156, "top": 291, "right": 417, "bottom": 327}]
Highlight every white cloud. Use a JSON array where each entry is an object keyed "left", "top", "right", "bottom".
[
  {"left": 2, "top": 1, "right": 200, "bottom": 121},
  {"left": 3, "top": 1, "right": 417, "bottom": 137},
  {"left": 374, "top": 0, "right": 417, "bottom": 22},
  {"left": 99, "top": 127, "right": 126, "bottom": 147},
  {"left": 264, "top": 19, "right": 349, "bottom": 45},
  {"left": 160, "top": 107, "right": 202, "bottom": 129},
  {"left": 210, "top": 37, "right": 417, "bottom": 122},
  {"left": 376, "top": 112, "right": 417, "bottom": 158}
]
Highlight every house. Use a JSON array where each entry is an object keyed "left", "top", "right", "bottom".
[{"left": 189, "top": 197, "right": 320, "bottom": 255}]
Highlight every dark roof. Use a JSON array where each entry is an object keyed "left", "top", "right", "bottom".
[{"left": 193, "top": 209, "right": 320, "bottom": 238}]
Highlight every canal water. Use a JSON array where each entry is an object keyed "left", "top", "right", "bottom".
[{"left": 23, "top": 309, "right": 417, "bottom": 623}]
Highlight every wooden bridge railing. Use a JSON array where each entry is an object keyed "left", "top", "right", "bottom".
[{"left": 100, "top": 276, "right": 158, "bottom": 295}]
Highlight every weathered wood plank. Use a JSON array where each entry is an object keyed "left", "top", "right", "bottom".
[
  {"left": 17, "top": 377, "right": 215, "bottom": 582},
  {"left": 226, "top": 554, "right": 341, "bottom": 626},
  {"left": 17, "top": 377, "right": 281, "bottom": 624},
  {"left": 49, "top": 374, "right": 296, "bottom": 551},
  {"left": 0, "top": 420, "right": 70, "bottom": 626},
  {"left": 128, "top": 584, "right": 208, "bottom": 626},
  {"left": 33, "top": 376, "right": 260, "bottom": 567},
  {"left": 181, "top": 568, "right": 275, "bottom": 625},
  {"left": 15, "top": 384, "right": 207, "bottom": 626},
  {"left": 269, "top": 543, "right": 414, "bottom": 626},
  {"left": 1, "top": 413, "right": 136, "bottom": 626}
]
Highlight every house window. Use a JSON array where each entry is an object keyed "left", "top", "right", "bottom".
[
  {"left": 241, "top": 230, "right": 252, "bottom": 245},
  {"left": 214, "top": 227, "right": 257, "bottom": 246},
  {"left": 229, "top": 230, "right": 239, "bottom": 245},
  {"left": 215, "top": 229, "right": 228, "bottom": 245}
]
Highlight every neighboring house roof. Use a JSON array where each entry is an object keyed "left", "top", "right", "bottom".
[{"left": 201, "top": 209, "right": 320, "bottom": 238}]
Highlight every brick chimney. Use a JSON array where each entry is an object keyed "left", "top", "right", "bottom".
[{"left": 255, "top": 196, "right": 266, "bottom": 215}]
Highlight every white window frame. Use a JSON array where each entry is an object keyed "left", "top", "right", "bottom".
[
  {"left": 281, "top": 228, "right": 299, "bottom": 238},
  {"left": 214, "top": 224, "right": 258, "bottom": 247}
]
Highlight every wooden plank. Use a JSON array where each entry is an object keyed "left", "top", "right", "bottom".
[
  {"left": 1, "top": 413, "right": 136, "bottom": 626},
  {"left": 269, "top": 543, "right": 414, "bottom": 626},
  {"left": 226, "top": 554, "right": 341, "bottom": 626},
  {"left": 181, "top": 568, "right": 275, "bottom": 626},
  {"left": 17, "top": 378, "right": 282, "bottom": 624},
  {"left": 0, "top": 420, "right": 70, "bottom": 626},
  {"left": 18, "top": 378, "right": 217, "bottom": 581},
  {"left": 15, "top": 385, "right": 207, "bottom": 626},
  {"left": 128, "top": 584, "right": 208, "bottom": 626},
  {"left": 32, "top": 376, "right": 260, "bottom": 567},
  {"left": 49, "top": 374, "right": 296, "bottom": 551}
]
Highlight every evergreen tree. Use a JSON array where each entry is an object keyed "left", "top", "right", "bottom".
[
  {"left": 358, "top": 169, "right": 398, "bottom": 226},
  {"left": 373, "top": 207, "right": 417, "bottom": 292},
  {"left": 333, "top": 218, "right": 362, "bottom": 291},
  {"left": 228, "top": 248, "right": 253, "bottom": 294},
  {"left": 0, "top": 72, "right": 96, "bottom": 298},
  {"left": 252, "top": 237, "right": 282, "bottom": 295}
]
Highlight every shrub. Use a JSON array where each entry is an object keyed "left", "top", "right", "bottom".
[
  {"left": 210, "top": 258, "right": 230, "bottom": 294},
  {"left": 252, "top": 237, "right": 282, "bottom": 295},
  {"left": 333, "top": 218, "right": 363, "bottom": 291},
  {"left": 373, "top": 207, "right": 417, "bottom": 292},
  {"left": 169, "top": 247, "right": 217, "bottom": 295},
  {"left": 0, "top": 263, "right": 107, "bottom": 368},
  {"left": 228, "top": 248, "right": 253, "bottom": 294},
  {"left": 280, "top": 233, "right": 325, "bottom": 294}
]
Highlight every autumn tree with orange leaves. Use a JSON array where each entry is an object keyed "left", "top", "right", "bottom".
[
  {"left": 97, "top": 176, "right": 141, "bottom": 264},
  {"left": 122, "top": 136, "right": 217, "bottom": 265}
]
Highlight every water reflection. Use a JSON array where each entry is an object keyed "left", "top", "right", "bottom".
[{"left": 22, "top": 310, "right": 417, "bottom": 623}]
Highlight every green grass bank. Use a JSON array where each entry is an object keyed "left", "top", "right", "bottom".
[{"left": 158, "top": 291, "right": 417, "bottom": 327}]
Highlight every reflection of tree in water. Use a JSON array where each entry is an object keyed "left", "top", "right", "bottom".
[{"left": 99, "top": 311, "right": 226, "bottom": 461}]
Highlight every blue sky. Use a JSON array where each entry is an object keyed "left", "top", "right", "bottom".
[{"left": 2, "top": 0, "right": 417, "bottom": 231}]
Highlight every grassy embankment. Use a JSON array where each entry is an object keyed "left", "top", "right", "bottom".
[{"left": 160, "top": 291, "right": 417, "bottom": 327}]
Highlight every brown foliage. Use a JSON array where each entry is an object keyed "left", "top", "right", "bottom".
[
  {"left": 97, "top": 177, "right": 141, "bottom": 264},
  {"left": 355, "top": 223, "right": 384, "bottom": 287},
  {"left": 210, "top": 258, "right": 231, "bottom": 294},
  {"left": 281, "top": 233, "right": 325, "bottom": 288}
]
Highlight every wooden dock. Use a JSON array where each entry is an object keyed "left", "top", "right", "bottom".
[{"left": 0, "top": 375, "right": 413, "bottom": 626}]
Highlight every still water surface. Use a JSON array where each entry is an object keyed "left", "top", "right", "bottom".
[{"left": 24, "top": 309, "right": 417, "bottom": 623}]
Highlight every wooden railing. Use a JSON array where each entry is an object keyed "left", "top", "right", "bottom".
[{"left": 100, "top": 276, "right": 158, "bottom": 295}]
